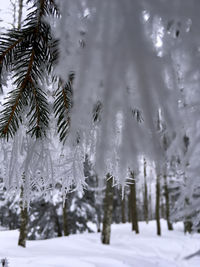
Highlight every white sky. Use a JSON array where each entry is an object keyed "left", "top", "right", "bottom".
[
  {"left": 0, "top": 0, "right": 13, "bottom": 28},
  {"left": 0, "top": 0, "right": 28, "bottom": 30}
]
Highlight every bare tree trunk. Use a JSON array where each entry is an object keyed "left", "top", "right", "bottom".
[
  {"left": 156, "top": 174, "right": 161, "bottom": 236},
  {"left": 101, "top": 174, "right": 113, "bottom": 245},
  {"left": 95, "top": 175, "right": 102, "bottom": 232},
  {"left": 149, "top": 177, "right": 153, "bottom": 220},
  {"left": 130, "top": 171, "right": 139, "bottom": 234},
  {"left": 18, "top": 206, "right": 28, "bottom": 247},
  {"left": 161, "top": 195, "right": 165, "bottom": 218},
  {"left": 18, "top": 186, "right": 28, "bottom": 247},
  {"left": 18, "top": 0, "right": 23, "bottom": 29},
  {"left": 63, "top": 198, "right": 69, "bottom": 236},
  {"left": 128, "top": 192, "right": 132, "bottom": 223},
  {"left": 96, "top": 206, "right": 101, "bottom": 232},
  {"left": 121, "top": 192, "right": 126, "bottom": 223},
  {"left": 164, "top": 174, "right": 173, "bottom": 230},
  {"left": 52, "top": 206, "right": 62, "bottom": 237},
  {"left": 143, "top": 158, "right": 149, "bottom": 224}
]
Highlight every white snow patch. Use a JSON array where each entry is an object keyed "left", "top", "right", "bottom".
[{"left": 0, "top": 220, "right": 200, "bottom": 267}]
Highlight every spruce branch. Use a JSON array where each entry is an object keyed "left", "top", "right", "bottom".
[
  {"left": 0, "top": 0, "right": 59, "bottom": 139},
  {"left": 93, "top": 101, "right": 102, "bottom": 123},
  {"left": 0, "top": 49, "right": 35, "bottom": 138},
  {"left": 0, "top": 36, "right": 23, "bottom": 66},
  {"left": 54, "top": 73, "right": 74, "bottom": 142},
  {"left": 28, "top": 79, "right": 49, "bottom": 138}
]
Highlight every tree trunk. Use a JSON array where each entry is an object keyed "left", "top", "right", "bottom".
[
  {"left": 128, "top": 193, "right": 132, "bottom": 223},
  {"left": 161, "top": 195, "right": 165, "bottom": 218},
  {"left": 63, "top": 198, "right": 69, "bottom": 236},
  {"left": 53, "top": 206, "right": 62, "bottom": 237},
  {"left": 121, "top": 194, "right": 126, "bottom": 223},
  {"left": 101, "top": 174, "right": 113, "bottom": 245},
  {"left": 156, "top": 174, "right": 161, "bottom": 236},
  {"left": 130, "top": 171, "right": 139, "bottom": 234},
  {"left": 164, "top": 174, "right": 173, "bottom": 230},
  {"left": 149, "top": 178, "right": 153, "bottom": 220},
  {"left": 95, "top": 175, "right": 102, "bottom": 232},
  {"left": 18, "top": 187, "right": 28, "bottom": 247},
  {"left": 143, "top": 158, "right": 149, "bottom": 224},
  {"left": 96, "top": 206, "right": 101, "bottom": 232},
  {"left": 18, "top": 0, "right": 23, "bottom": 29}
]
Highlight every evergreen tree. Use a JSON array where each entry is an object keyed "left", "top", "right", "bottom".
[
  {"left": 66, "top": 191, "right": 95, "bottom": 234},
  {"left": 0, "top": 183, "right": 20, "bottom": 230},
  {"left": 28, "top": 196, "right": 62, "bottom": 240}
]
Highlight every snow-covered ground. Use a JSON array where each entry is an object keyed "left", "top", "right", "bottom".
[{"left": 0, "top": 220, "right": 200, "bottom": 267}]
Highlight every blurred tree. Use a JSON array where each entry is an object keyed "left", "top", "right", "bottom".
[
  {"left": 101, "top": 174, "right": 114, "bottom": 244},
  {"left": 130, "top": 171, "right": 139, "bottom": 234}
]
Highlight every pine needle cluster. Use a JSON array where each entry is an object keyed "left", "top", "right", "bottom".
[{"left": 0, "top": 0, "right": 72, "bottom": 141}]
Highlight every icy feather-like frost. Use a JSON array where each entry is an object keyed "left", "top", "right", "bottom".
[{"left": 53, "top": 0, "right": 184, "bottom": 181}]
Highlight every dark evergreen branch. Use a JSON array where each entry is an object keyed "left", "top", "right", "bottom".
[
  {"left": 0, "top": 49, "right": 35, "bottom": 138},
  {"left": 132, "top": 109, "right": 144, "bottom": 123},
  {"left": 0, "top": 0, "right": 62, "bottom": 139},
  {"left": 54, "top": 74, "right": 74, "bottom": 142},
  {"left": 0, "top": 37, "right": 23, "bottom": 65},
  {"left": 93, "top": 101, "right": 102, "bottom": 123},
  {"left": 28, "top": 80, "right": 49, "bottom": 138}
]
